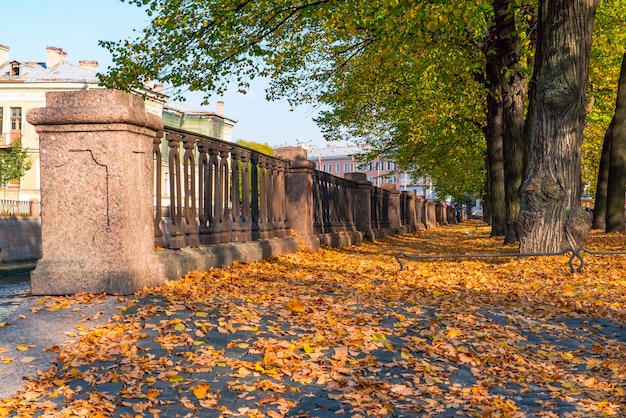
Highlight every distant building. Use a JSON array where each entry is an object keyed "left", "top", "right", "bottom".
[
  {"left": 0, "top": 44, "right": 235, "bottom": 201},
  {"left": 163, "top": 100, "right": 236, "bottom": 142},
  {"left": 306, "top": 145, "right": 435, "bottom": 198}
]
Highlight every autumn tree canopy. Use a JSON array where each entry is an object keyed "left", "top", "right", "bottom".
[
  {"left": 100, "top": 0, "right": 625, "bottom": 250},
  {"left": 100, "top": 0, "right": 493, "bottom": 200}
]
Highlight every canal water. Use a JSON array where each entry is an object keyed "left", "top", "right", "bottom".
[{"left": 0, "top": 271, "right": 32, "bottom": 321}]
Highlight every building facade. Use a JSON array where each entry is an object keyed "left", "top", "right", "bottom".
[
  {"left": 307, "top": 146, "right": 435, "bottom": 198},
  {"left": 0, "top": 44, "right": 236, "bottom": 202}
]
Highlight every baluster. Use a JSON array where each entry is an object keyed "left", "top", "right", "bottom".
[
  {"left": 200, "top": 144, "right": 221, "bottom": 245},
  {"left": 257, "top": 156, "right": 269, "bottom": 238},
  {"left": 230, "top": 148, "right": 242, "bottom": 241},
  {"left": 166, "top": 131, "right": 185, "bottom": 249},
  {"left": 278, "top": 160, "right": 289, "bottom": 236},
  {"left": 250, "top": 153, "right": 260, "bottom": 240},
  {"left": 153, "top": 132, "right": 165, "bottom": 248},
  {"left": 182, "top": 133, "right": 199, "bottom": 247},
  {"left": 312, "top": 171, "right": 323, "bottom": 234},
  {"left": 197, "top": 139, "right": 209, "bottom": 244},
  {"left": 218, "top": 146, "right": 231, "bottom": 243},
  {"left": 240, "top": 151, "right": 252, "bottom": 242}
]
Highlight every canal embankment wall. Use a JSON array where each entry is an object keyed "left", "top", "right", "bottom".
[{"left": 0, "top": 217, "right": 41, "bottom": 270}]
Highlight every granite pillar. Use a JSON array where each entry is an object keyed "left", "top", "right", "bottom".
[
  {"left": 273, "top": 147, "right": 319, "bottom": 251},
  {"left": 27, "top": 89, "right": 166, "bottom": 295}
]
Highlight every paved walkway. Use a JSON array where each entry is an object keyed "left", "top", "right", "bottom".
[{"left": 1, "top": 226, "right": 625, "bottom": 417}]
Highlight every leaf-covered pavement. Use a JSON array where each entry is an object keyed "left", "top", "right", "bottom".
[{"left": 1, "top": 222, "right": 625, "bottom": 417}]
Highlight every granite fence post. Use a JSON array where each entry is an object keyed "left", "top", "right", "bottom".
[
  {"left": 405, "top": 191, "right": 417, "bottom": 231},
  {"left": 27, "top": 89, "right": 166, "bottom": 295},
  {"left": 273, "top": 147, "right": 320, "bottom": 251},
  {"left": 425, "top": 199, "right": 438, "bottom": 229},
  {"left": 382, "top": 184, "right": 400, "bottom": 232},
  {"left": 345, "top": 172, "right": 375, "bottom": 241}
]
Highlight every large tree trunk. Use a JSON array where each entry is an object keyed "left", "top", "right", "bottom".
[
  {"left": 519, "top": 0, "right": 598, "bottom": 252},
  {"left": 485, "top": 50, "right": 507, "bottom": 236},
  {"left": 592, "top": 117, "right": 614, "bottom": 230},
  {"left": 606, "top": 54, "right": 626, "bottom": 233},
  {"left": 493, "top": 0, "right": 527, "bottom": 244}
]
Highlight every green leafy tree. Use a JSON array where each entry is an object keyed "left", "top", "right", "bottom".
[
  {"left": 0, "top": 141, "right": 32, "bottom": 197},
  {"left": 100, "top": 0, "right": 618, "bottom": 251},
  {"left": 235, "top": 139, "right": 273, "bottom": 156}
]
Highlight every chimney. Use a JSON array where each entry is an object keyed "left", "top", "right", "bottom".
[
  {"left": 46, "top": 46, "right": 67, "bottom": 68},
  {"left": 78, "top": 60, "right": 98, "bottom": 72},
  {"left": 0, "top": 44, "right": 9, "bottom": 65},
  {"left": 217, "top": 101, "right": 224, "bottom": 116}
]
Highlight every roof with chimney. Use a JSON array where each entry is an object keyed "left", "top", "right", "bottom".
[
  {"left": 0, "top": 45, "right": 98, "bottom": 84},
  {"left": 0, "top": 61, "right": 99, "bottom": 83}
]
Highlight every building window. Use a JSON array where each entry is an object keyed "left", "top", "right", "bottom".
[
  {"left": 336, "top": 163, "right": 340, "bottom": 173},
  {"left": 328, "top": 164, "right": 332, "bottom": 173},
  {"left": 369, "top": 163, "right": 372, "bottom": 171},
  {"left": 343, "top": 163, "right": 348, "bottom": 172},
  {"left": 10, "top": 107, "right": 22, "bottom": 131},
  {"left": 322, "top": 164, "right": 326, "bottom": 172},
  {"left": 0, "top": 107, "right": 3, "bottom": 135},
  {"left": 350, "top": 162, "right": 354, "bottom": 172}
]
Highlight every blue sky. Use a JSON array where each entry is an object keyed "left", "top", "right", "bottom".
[{"left": 2, "top": 0, "right": 328, "bottom": 148}]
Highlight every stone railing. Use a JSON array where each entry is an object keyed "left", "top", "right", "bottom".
[
  {"left": 26, "top": 89, "right": 458, "bottom": 296},
  {"left": 0, "top": 199, "right": 40, "bottom": 217},
  {"left": 154, "top": 127, "right": 290, "bottom": 249}
]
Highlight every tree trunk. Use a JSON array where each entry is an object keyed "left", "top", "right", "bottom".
[
  {"left": 485, "top": 51, "right": 507, "bottom": 236},
  {"left": 592, "top": 117, "right": 614, "bottom": 230},
  {"left": 606, "top": 54, "right": 626, "bottom": 233},
  {"left": 519, "top": 0, "right": 598, "bottom": 252},
  {"left": 493, "top": 0, "right": 527, "bottom": 244}
]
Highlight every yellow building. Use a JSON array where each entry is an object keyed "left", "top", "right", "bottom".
[{"left": 0, "top": 44, "right": 236, "bottom": 202}]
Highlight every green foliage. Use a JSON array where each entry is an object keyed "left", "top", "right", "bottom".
[
  {"left": 583, "top": 0, "right": 626, "bottom": 195},
  {"left": 235, "top": 139, "right": 273, "bottom": 156},
  {"left": 98, "top": 0, "right": 622, "bottom": 202},
  {"left": 0, "top": 141, "right": 32, "bottom": 189}
]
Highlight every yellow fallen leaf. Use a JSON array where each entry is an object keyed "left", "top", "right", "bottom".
[
  {"left": 446, "top": 328, "right": 463, "bottom": 339},
  {"left": 372, "top": 333, "right": 387, "bottom": 341},
  {"left": 286, "top": 298, "right": 306, "bottom": 313},
  {"left": 166, "top": 374, "right": 185, "bottom": 383},
  {"left": 562, "top": 284, "right": 576, "bottom": 297},
  {"left": 193, "top": 383, "right": 211, "bottom": 399},
  {"left": 16, "top": 345, "right": 30, "bottom": 352}
]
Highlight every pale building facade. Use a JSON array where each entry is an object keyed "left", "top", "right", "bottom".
[
  {"left": 307, "top": 145, "right": 435, "bottom": 198},
  {"left": 0, "top": 44, "right": 236, "bottom": 202}
]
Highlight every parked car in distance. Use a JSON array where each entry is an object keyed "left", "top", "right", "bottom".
[{"left": 471, "top": 207, "right": 483, "bottom": 219}]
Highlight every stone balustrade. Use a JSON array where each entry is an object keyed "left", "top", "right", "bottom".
[{"left": 27, "top": 89, "right": 457, "bottom": 295}]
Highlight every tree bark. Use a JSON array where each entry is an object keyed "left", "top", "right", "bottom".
[
  {"left": 592, "top": 117, "right": 614, "bottom": 230},
  {"left": 484, "top": 48, "right": 507, "bottom": 236},
  {"left": 519, "top": 0, "right": 598, "bottom": 252},
  {"left": 606, "top": 54, "right": 626, "bottom": 233},
  {"left": 493, "top": 0, "right": 527, "bottom": 244}
]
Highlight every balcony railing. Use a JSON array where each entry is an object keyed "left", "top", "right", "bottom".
[{"left": 0, "top": 132, "right": 21, "bottom": 148}]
